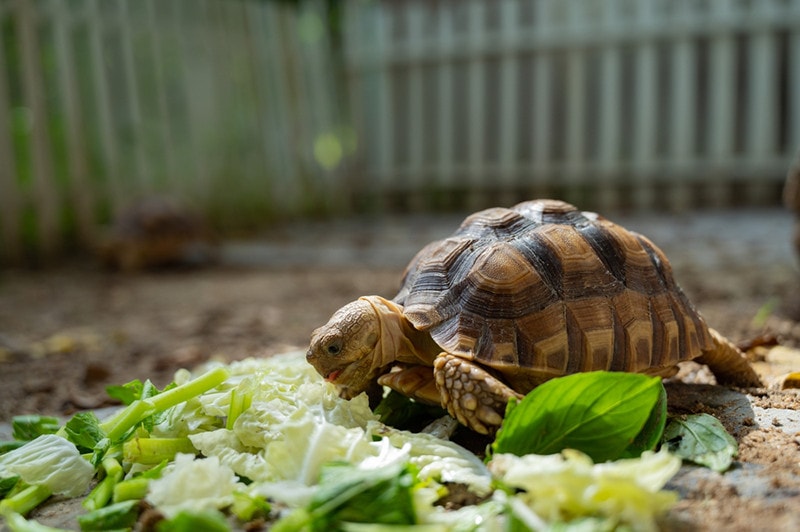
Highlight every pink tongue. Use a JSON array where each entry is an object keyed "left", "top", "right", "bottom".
[{"left": 326, "top": 370, "right": 342, "bottom": 382}]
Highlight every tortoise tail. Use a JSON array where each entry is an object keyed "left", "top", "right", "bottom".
[{"left": 695, "top": 328, "right": 762, "bottom": 388}]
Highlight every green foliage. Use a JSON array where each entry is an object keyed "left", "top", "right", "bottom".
[
  {"left": 663, "top": 413, "right": 739, "bottom": 472},
  {"left": 155, "top": 509, "right": 230, "bottom": 532},
  {"left": 64, "top": 412, "right": 105, "bottom": 454},
  {"left": 373, "top": 390, "right": 447, "bottom": 432},
  {"left": 493, "top": 372, "right": 666, "bottom": 462},
  {"left": 76, "top": 500, "right": 140, "bottom": 531},
  {"left": 275, "top": 461, "right": 418, "bottom": 531},
  {"left": 10, "top": 416, "right": 60, "bottom": 442}
]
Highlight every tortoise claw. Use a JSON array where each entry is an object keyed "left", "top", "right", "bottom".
[{"left": 434, "top": 353, "right": 521, "bottom": 435}]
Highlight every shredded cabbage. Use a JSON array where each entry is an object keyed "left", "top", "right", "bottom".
[
  {"left": 0, "top": 434, "right": 94, "bottom": 498},
  {"left": 488, "top": 448, "right": 681, "bottom": 532},
  {"left": 145, "top": 353, "right": 679, "bottom": 529},
  {"left": 146, "top": 453, "right": 244, "bottom": 518}
]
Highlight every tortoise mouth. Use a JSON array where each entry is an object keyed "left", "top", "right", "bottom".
[
  {"left": 324, "top": 369, "right": 343, "bottom": 382},
  {"left": 325, "top": 362, "right": 389, "bottom": 400}
]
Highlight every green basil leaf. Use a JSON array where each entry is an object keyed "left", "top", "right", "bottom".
[
  {"left": 620, "top": 382, "right": 668, "bottom": 458},
  {"left": 492, "top": 371, "right": 664, "bottom": 463},
  {"left": 663, "top": 413, "right": 738, "bottom": 472}
]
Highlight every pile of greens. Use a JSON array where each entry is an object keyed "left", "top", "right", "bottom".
[{"left": 0, "top": 352, "right": 738, "bottom": 531}]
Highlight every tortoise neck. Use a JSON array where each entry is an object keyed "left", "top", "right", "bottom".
[{"left": 359, "top": 295, "right": 439, "bottom": 367}]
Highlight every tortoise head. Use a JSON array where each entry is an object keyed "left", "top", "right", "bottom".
[{"left": 307, "top": 298, "right": 382, "bottom": 399}]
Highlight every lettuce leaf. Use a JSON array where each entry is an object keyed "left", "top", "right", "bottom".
[
  {"left": 488, "top": 448, "right": 680, "bottom": 532},
  {"left": 146, "top": 453, "right": 245, "bottom": 518},
  {"left": 0, "top": 434, "right": 93, "bottom": 498}
]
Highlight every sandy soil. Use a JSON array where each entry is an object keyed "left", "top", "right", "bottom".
[{"left": 1, "top": 207, "right": 800, "bottom": 530}]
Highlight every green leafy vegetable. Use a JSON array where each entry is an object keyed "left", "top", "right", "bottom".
[
  {"left": 493, "top": 372, "right": 666, "bottom": 462},
  {"left": 105, "top": 379, "right": 144, "bottom": 406},
  {"left": 11, "top": 416, "right": 60, "bottom": 442},
  {"left": 0, "top": 475, "right": 20, "bottom": 498},
  {"left": 489, "top": 449, "right": 680, "bottom": 532},
  {"left": 1, "top": 509, "right": 71, "bottom": 531},
  {"left": 276, "top": 460, "right": 418, "bottom": 531},
  {"left": 620, "top": 382, "right": 668, "bottom": 459},
  {"left": 98, "top": 367, "right": 229, "bottom": 443},
  {"left": 155, "top": 509, "right": 230, "bottom": 532},
  {"left": 0, "top": 441, "right": 25, "bottom": 456},
  {"left": 663, "top": 413, "right": 738, "bottom": 472},
  {"left": 112, "top": 477, "right": 150, "bottom": 503},
  {"left": 146, "top": 453, "right": 244, "bottom": 518},
  {"left": 0, "top": 434, "right": 94, "bottom": 498},
  {"left": 64, "top": 412, "right": 105, "bottom": 454},
  {"left": 0, "top": 485, "right": 51, "bottom": 516},
  {"left": 230, "top": 491, "right": 271, "bottom": 522},
  {"left": 83, "top": 458, "right": 123, "bottom": 511},
  {"left": 226, "top": 384, "right": 253, "bottom": 430},
  {"left": 76, "top": 499, "right": 140, "bottom": 531},
  {"left": 374, "top": 390, "right": 447, "bottom": 432},
  {"left": 123, "top": 436, "right": 196, "bottom": 465}
]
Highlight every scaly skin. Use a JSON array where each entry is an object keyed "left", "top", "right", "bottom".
[
  {"left": 434, "top": 354, "right": 522, "bottom": 435},
  {"left": 307, "top": 295, "right": 520, "bottom": 434}
]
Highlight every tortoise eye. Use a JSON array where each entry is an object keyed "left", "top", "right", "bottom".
[{"left": 326, "top": 339, "right": 342, "bottom": 355}]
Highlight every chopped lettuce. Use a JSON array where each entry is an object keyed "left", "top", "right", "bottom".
[
  {"left": 275, "top": 460, "right": 419, "bottom": 530},
  {"left": 488, "top": 448, "right": 681, "bottom": 532},
  {"left": 1, "top": 352, "right": 684, "bottom": 531},
  {"left": 0, "top": 434, "right": 93, "bottom": 498},
  {"left": 146, "top": 453, "right": 245, "bottom": 518}
]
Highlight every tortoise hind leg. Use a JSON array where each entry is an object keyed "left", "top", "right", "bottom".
[
  {"left": 695, "top": 328, "right": 762, "bottom": 388},
  {"left": 434, "top": 353, "right": 523, "bottom": 435}
]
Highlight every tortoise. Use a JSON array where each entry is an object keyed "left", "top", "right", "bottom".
[
  {"left": 306, "top": 199, "right": 762, "bottom": 434},
  {"left": 96, "top": 197, "right": 217, "bottom": 271}
]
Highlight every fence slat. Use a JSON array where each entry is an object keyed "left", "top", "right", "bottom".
[
  {"left": 436, "top": 4, "right": 456, "bottom": 190},
  {"left": 631, "top": 0, "right": 657, "bottom": 210},
  {"left": 466, "top": 0, "right": 487, "bottom": 207},
  {"left": 0, "top": 7, "right": 22, "bottom": 262},
  {"left": 667, "top": 29, "right": 696, "bottom": 210},
  {"left": 747, "top": 19, "right": 778, "bottom": 203},
  {"left": 17, "top": 0, "right": 59, "bottom": 258},
  {"left": 51, "top": 0, "right": 95, "bottom": 246},
  {"left": 405, "top": 3, "right": 425, "bottom": 206},
  {"left": 597, "top": 0, "right": 622, "bottom": 210},
  {"left": 706, "top": 0, "right": 736, "bottom": 208},
  {"left": 87, "top": 0, "right": 123, "bottom": 212}
]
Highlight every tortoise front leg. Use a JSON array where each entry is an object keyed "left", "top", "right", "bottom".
[
  {"left": 434, "top": 353, "right": 522, "bottom": 435},
  {"left": 377, "top": 365, "right": 441, "bottom": 405}
]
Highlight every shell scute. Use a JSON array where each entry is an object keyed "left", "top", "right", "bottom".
[{"left": 394, "top": 199, "right": 714, "bottom": 382}]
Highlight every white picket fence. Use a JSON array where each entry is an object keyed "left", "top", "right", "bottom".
[
  {"left": 344, "top": 0, "right": 799, "bottom": 211},
  {"left": 1, "top": 0, "right": 798, "bottom": 264},
  {"left": 0, "top": 0, "right": 345, "bottom": 263}
]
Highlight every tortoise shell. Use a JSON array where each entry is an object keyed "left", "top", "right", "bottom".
[{"left": 393, "top": 199, "right": 713, "bottom": 388}]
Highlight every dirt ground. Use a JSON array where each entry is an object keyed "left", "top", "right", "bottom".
[{"left": 1, "top": 207, "right": 800, "bottom": 530}]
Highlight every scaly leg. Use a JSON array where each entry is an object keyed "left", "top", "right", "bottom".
[
  {"left": 377, "top": 365, "right": 441, "bottom": 405},
  {"left": 434, "top": 353, "right": 522, "bottom": 435}
]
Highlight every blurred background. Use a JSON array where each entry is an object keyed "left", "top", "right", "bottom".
[{"left": 0, "top": 0, "right": 798, "bottom": 265}]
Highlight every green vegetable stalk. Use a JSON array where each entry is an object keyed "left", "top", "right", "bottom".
[
  {"left": 83, "top": 458, "right": 123, "bottom": 511},
  {"left": 0, "top": 484, "right": 51, "bottom": 516},
  {"left": 123, "top": 437, "right": 196, "bottom": 465},
  {"left": 99, "top": 367, "right": 230, "bottom": 442},
  {"left": 76, "top": 500, "right": 140, "bottom": 531}
]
